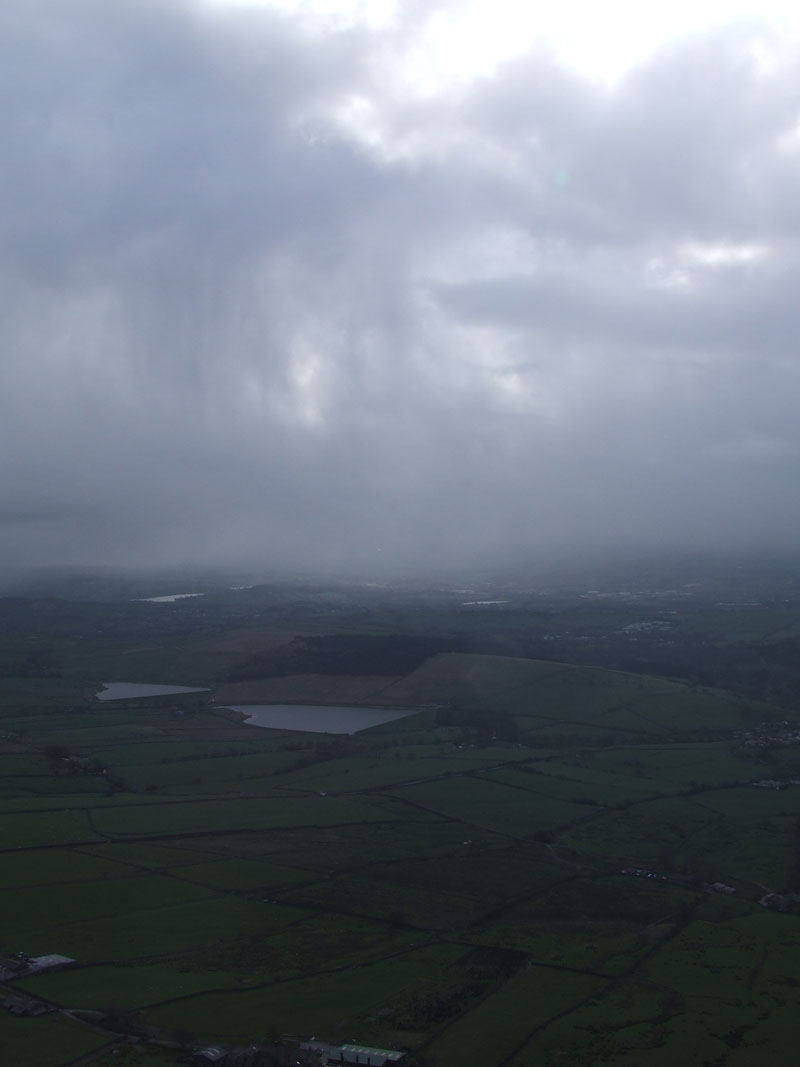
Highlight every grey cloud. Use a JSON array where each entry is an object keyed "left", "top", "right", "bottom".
[{"left": 1, "top": 2, "right": 800, "bottom": 574}]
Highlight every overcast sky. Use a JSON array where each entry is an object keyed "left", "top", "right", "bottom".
[{"left": 2, "top": 0, "right": 800, "bottom": 576}]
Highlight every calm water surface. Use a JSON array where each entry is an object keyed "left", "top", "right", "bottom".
[
  {"left": 98, "top": 682, "right": 210, "bottom": 701},
  {"left": 135, "top": 593, "right": 205, "bottom": 603},
  {"left": 97, "top": 684, "right": 414, "bottom": 733},
  {"left": 225, "top": 704, "right": 415, "bottom": 734}
]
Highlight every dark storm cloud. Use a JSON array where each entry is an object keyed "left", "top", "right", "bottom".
[{"left": 1, "top": 1, "right": 800, "bottom": 573}]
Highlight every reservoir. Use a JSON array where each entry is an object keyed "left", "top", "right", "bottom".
[
  {"left": 224, "top": 704, "right": 416, "bottom": 734},
  {"left": 136, "top": 593, "right": 205, "bottom": 603},
  {"left": 96, "top": 684, "right": 415, "bottom": 733},
  {"left": 98, "top": 682, "right": 210, "bottom": 701}
]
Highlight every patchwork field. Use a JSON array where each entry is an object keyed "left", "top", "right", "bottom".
[{"left": 3, "top": 627, "right": 800, "bottom": 1066}]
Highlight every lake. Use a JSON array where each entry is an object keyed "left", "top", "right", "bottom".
[
  {"left": 224, "top": 704, "right": 416, "bottom": 734},
  {"left": 98, "top": 682, "right": 210, "bottom": 701},
  {"left": 96, "top": 684, "right": 415, "bottom": 733},
  {"left": 135, "top": 593, "right": 205, "bottom": 603}
]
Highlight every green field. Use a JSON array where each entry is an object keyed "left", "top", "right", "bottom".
[{"left": 4, "top": 596, "right": 800, "bottom": 1066}]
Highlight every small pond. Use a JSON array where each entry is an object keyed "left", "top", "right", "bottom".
[
  {"left": 98, "top": 682, "right": 210, "bottom": 701},
  {"left": 223, "top": 704, "right": 416, "bottom": 735}
]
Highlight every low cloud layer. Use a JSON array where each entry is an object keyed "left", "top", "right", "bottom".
[{"left": 2, "top": 1, "right": 800, "bottom": 575}]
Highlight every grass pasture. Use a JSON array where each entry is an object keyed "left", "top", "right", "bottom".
[
  {"left": 18, "top": 959, "right": 240, "bottom": 1010},
  {"left": 390, "top": 775, "right": 588, "bottom": 836},
  {"left": 2, "top": 875, "right": 216, "bottom": 944},
  {"left": 367, "top": 841, "right": 565, "bottom": 905},
  {"left": 0, "top": 1012, "right": 108, "bottom": 1067},
  {"left": 424, "top": 965, "right": 602, "bottom": 1067},
  {"left": 581, "top": 741, "right": 764, "bottom": 788},
  {"left": 281, "top": 873, "right": 484, "bottom": 930},
  {"left": 12, "top": 895, "right": 312, "bottom": 962},
  {"left": 3, "top": 630, "right": 800, "bottom": 1065},
  {"left": 0, "top": 808, "right": 99, "bottom": 848},
  {"left": 149, "top": 944, "right": 468, "bottom": 1042},
  {"left": 0, "top": 847, "right": 135, "bottom": 887},
  {"left": 89, "top": 792, "right": 402, "bottom": 838},
  {"left": 560, "top": 795, "right": 725, "bottom": 866},
  {"left": 175, "top": 857, "right": 313, "bottom": 891}
]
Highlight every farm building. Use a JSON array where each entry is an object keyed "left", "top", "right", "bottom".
[
  {"left": 301, "top": 1042, "right": 404, "bottom": 1066},
  {"left": 189, "top": 1045, "right": 326, "bottom": 1066},
  {"left": 0, "top": 952, "right": 75, "bottom": 979},
  {"left": 25, "top": 953, "right": 76, "bottom": 974}
]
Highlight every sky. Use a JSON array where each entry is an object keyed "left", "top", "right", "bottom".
[{"left": 2, "top": 0, "right": 800, "bottom": 576}]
